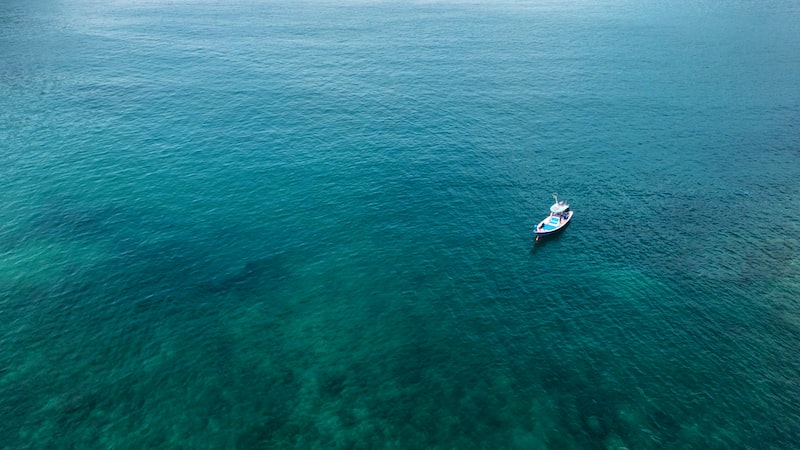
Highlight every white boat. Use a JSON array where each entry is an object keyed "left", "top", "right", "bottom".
[{"left": 534, "top": 194, "right": 573, "bottom": 238}]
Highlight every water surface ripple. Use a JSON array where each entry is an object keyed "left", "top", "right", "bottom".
[{"left": 1, "top": 0, "right": 799, "bottom": 448}]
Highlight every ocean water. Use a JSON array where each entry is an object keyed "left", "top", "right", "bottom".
[{"left": 2, "top": 0, "right": 799, "bottom": 448}]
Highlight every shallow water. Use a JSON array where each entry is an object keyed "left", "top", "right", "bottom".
[{"left": 2, "top": 0, "right": 799, "bottom": 448}]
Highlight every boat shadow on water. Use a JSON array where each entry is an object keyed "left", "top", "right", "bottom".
[{"left": 530, "top": 230, "right": 570, "bottom": 255}]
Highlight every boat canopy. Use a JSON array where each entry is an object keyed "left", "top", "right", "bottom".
[{"left": 550, "top": 201, "right": 570, "bottom": 213}]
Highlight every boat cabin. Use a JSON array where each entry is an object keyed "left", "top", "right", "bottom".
[{"left": 549, "top": 200, "right": 570, "bottom": 217}]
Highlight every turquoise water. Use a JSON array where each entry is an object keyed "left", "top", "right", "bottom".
[{"left": 2, "top": 0, "right": 799, "bottom": 447}]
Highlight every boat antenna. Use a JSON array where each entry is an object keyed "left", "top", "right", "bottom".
[{"left": 552, "top": 192, "right": 558, "bottom": 203}]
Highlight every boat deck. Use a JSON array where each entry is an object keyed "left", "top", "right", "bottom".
[{"left": 535, "top": 211, "right": 572, "bottom": 235}]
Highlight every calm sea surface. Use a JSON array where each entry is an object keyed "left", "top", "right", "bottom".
[{"left": 2, "top": 0, "right": 799, "bottom": 448}]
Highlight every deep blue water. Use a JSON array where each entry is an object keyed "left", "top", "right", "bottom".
[{"left": 2, "top": 0, "right": 799, "bottom": 448}]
